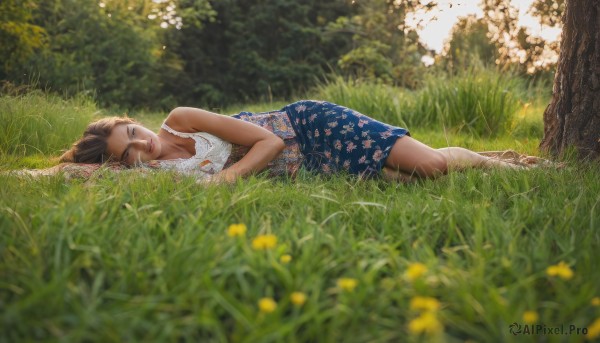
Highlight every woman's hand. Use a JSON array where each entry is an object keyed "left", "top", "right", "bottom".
[
  {"left": 196, "top": 168, "right": 239, "bottom": 185},
  {"left": 209, "top": 168, "right": 238, "bottom": 184}
]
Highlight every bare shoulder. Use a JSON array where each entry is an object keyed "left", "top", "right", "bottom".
[
  {"left": 164, "top": 107, "right": 226, "bottom": 133},
  {"left": 162, "top": 106, "right": 280, "bottom": 147}
]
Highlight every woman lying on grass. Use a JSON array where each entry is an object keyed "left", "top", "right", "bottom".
[{"left": 55, "top": 100, "right": 530, "bottom": 183}]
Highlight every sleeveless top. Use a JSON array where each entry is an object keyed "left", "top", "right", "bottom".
[
  {"left": 145, "top": 111, "right": 304, "bottom": 179},
  {"left": 146, "top": 123, "right": 232, "bottom": 180}
]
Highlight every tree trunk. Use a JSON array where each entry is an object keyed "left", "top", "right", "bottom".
[{"left": 539, "top": 0, "right": 600, "bottom": 160}]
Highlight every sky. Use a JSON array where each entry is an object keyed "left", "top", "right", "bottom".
[{"left": 407, "top": 0, "right": 562, "bottom": 54}]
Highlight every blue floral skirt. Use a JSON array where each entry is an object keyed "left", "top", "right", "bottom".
[{"left": 283, "top": 100, "right": 410, "bottom": 177}]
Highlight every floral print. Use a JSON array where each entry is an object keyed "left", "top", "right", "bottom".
[
  {"left": 228, "top": 109, "right": 303, "bottom": 178},
  {"left": 284, "top": 100, "right": 410, "bottom": 178}
]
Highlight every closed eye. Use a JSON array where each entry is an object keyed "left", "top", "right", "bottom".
[{"left": 120, "top": 126, "right": 132, "bottom": 161}]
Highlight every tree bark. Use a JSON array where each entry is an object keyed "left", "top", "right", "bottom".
[{"left": 539, "top": 0, "right": 600, "bottom": 160}]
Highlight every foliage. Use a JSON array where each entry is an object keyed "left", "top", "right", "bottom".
[
  {"left": 0, "top": 0, "right": 47, "bottom": 79},
  {"left": 0, "top": 0, "right": 569, "bottom": 109},
  {"left": 330, "top": 0, "right": 430, "bottom": 88},
  {"left": 440, "top": 15, "right": 498, "bottom": 72},
  {"left": 9, "top": 0, "right": 171, "bottom": 109},
  {"left": 530, "top": 0, "right": 565, "bottom": 26},
  {"left": 0, "top": 91, "right": 96, "bottom": 156},
  {"left": 165, "top": 0, "right": 355, "bottom": 107},
  {"left": 480, "top": 0, "right": 561, "bottom": 76}
]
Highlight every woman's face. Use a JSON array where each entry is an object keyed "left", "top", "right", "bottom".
[{"left": 106, "top": 123, "right": 161, "bottom": 165}]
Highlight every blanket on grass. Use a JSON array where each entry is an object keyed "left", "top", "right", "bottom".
[{"left": 5, "top": 150, "right": 561, "bottom": 180}]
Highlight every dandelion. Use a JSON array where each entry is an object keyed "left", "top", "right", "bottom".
[
  {"left": 406, "top": 263, "right": 428, "bottom": 282},
  {"left": 227, "top": 223, "right": 247, "bottom": 237},
  {"left": 337, "top": 278, "right": 358, "bottom": 292},
  {"left": 280, "top": 254, "right": 292, "bottom": 264},
  {"left": 290, "top": 292, "right": 307, "bottom": 307},
  {"left": 408, "top": 312, "right": 443, "bottom": 335},
  {"left": 410, "top": 296, "right": 441, "bottom": 312},
  {"left": 258, "top": 297, "right": 277, "bottom": 313},
  {"left": 523, "top": 311, "right": 539, "bottom": 324},
  {"left": 587, "top": 318, "right": 600, "bottom": 340},
  {"left": 252, "top": 234, "right": 277, "bottom": 250},
  {"left": 591, "top": 297, "right": 600, "bottom": 307},
  {"left": 546, "top": 261, "right": 574, "bottom": 280}
]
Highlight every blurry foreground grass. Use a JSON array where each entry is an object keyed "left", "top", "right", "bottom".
[{"left": 1, "top": 162, "right": 599, "bottom": 342}]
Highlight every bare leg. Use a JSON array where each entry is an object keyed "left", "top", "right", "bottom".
[
  {"left": 437, "top": 147, "right": 523, "bottom": 171},
  {"left": 384, "top": 136, "right": 448, "bottom": 179},
  {"left": 381, "top": 166, "right": 418, "bottom": 183},
  {"left": 382, "top": 137, "right": 523, "bottom": 183}
]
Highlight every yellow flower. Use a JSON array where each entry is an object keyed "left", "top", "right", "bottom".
[
  {"left": 408, "top": 312, "right": 443, "bottom": 335},
  {"left": 290, "top": 292, "right": 307, "bottom": 306},
  {"left": 258, "top": 297, "right": 277, "bottom": 313},
  {"left": 546, "top": 261, "right": 574, "bottom": 280},
  {"left": 251, "top": 234, "right": 277, "bottom": 250},
  {"left": 410, "top": 296, "right": 441, "bottom": 312},
  {"left": 337, "top": 278, "right": 358, "bottom": 292},
  {"left": 227, "top": 223, "right": 247, "bottom": 237},
  {"left": 280, "top": 254, "right": 292, "bottom": 264},
  {"left": 523, "top": 311, "right": 539, "bottom": 324},
  {"left": 591, "top": 297, "right": 600, "bottom": 307},
  {"left": 406, "top": 263, "right": 427, "bottom": 281},
  {"left": 587, "top": 318, "right": 600, "bottom": 340}
]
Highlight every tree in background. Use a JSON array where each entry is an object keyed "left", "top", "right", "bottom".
[
  {"left": 330, "top": 0, "right": 431, "bottom": 88},
  {"left": 0, "top": 0, "right": 46, "bottom": 80},
  {"left": 441, "top": 15, "right": 498, "bottom": 72},
  {"left": 539, "top": 0, "right": 599, "bottom": 160},
  {"left": 1, "top": 0, "right": 574, "bottom": 110},
  {"left": 10, "top": 0, "right": 167, "bottom": 109},
  {"left": 530, "top": 0, "right": 565, "bottom": 26},
  {"left": 480, "top": 0, "right": 561, "bottom": 76},
  {"left": 165, "top": 0, "right": 355, "bottom": 107}
]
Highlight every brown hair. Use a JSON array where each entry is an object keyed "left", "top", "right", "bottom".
[{"left": 60, "top": 117, "right": 136, "bottom": 163}]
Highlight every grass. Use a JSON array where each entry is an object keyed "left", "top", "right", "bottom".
[
  {"left": 313, "top": 68, "right": 525, "bottom": 138},
  {"left": 1, "top": 164, "right": 599, "bottom": 342},
  {"left": 409, "top": 69, "right": 523, "bottom": 137},
  {"left": 0, "top": 91, "right": 98, "bottom": 157},
  {"left": 1, "top": 81, "right": 599, "bottom": 342}
]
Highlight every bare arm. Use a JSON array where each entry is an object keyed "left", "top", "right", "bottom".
[{"left": 166, "top": 107, "right": 285, "bottom": 182}]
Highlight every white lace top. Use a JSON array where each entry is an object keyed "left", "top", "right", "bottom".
[{"left": 153, "top": 122, "right": 232, "bottom": 179}]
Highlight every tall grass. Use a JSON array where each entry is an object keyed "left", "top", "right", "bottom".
[
  {"left": 0, "top": 91, "right": 97, "bottom": 156},
  {"left": 312, "top": 77, "right": 409, "bottom": 127},
  {"left": 313, "top": 68, "right": 524, "bottom": 137},
  {"left": 410, "top": 69, "right": 523, "bottom": 137}
]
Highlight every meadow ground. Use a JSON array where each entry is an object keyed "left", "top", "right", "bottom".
[{"left": 1, "top": 83, "right": 599, "bottom": 342}]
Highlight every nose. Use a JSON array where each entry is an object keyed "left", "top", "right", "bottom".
[
  {"left": 132, "top": 139, "right": 149, "bottom": 151},
  {"left": 133, "top": 139, "right": 147, "bottom": 145}
]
